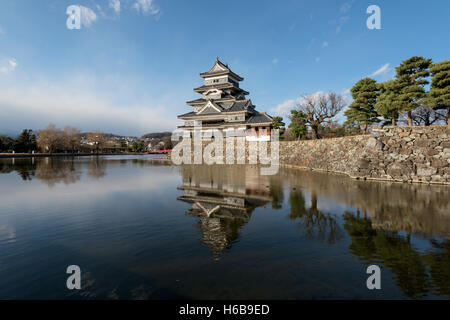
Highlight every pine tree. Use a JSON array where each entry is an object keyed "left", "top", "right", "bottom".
[
  {"left": 427, "top": 60, "right": 450, "bottom": 124},
  {"left": 344, "top": 78, "right": 380, "bottom": 132},
  {"left": 375, "top": 80, "right": 402, "bottom": 126},
  {"left": 272, "top": 116, "right": 286, "bottom": 139},
  {"left": 14, "top": 129, "right": 37, "bottom": 153},
  {"left": 395, "top": 56, "right": 432, "bottom": 126},
  {"left": 288, "top": 110, "right": 307, "bottom": 139}
]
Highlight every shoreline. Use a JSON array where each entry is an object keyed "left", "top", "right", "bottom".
[
  {"left": 2, "top": 153, "right": 448, "bottom": 186},
  {"left": 0, "top": 152, "right": 149, "bottom": 158},
  {"left": 281, "top": 164, "right": 450, "bottom": 186}
]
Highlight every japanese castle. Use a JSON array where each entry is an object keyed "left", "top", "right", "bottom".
[{"left": 178, "top": 58, "right": 275, "bottom": 141}]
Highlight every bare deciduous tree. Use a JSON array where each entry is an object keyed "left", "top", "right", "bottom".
[
  {"left": 295, "top": 92, "right": 347, "bottom": 139},
  {"left": 411, "top": 106, "right": 445, "bottom": 126},
  {"left": 87, "top": 132, "right": 106, "bottom": 154},
  {"left": 37, "top": 124, "right": 62, "bottom": 153},
  {"left": 62, "top": 126, "right": 81, "bottom": 153}
]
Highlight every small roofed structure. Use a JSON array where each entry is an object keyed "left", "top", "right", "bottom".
[{"left": 178, "top": 58, "right": 278, "bottom": 141}]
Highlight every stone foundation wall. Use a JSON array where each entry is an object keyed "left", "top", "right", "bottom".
[{"left": 279, "top": 125, "right": 450, "bottom": 185}]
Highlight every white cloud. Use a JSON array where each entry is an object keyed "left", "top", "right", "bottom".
[
  {"left": 315, "top": 57, "right": 320, "bottom": 63},
  {"left": 336, "top": 16, "right": 349, "bottom": 34},
  {"left": 370, "top": 63, "right": 390, "bottom": 77},
  {"left": 109, "top": 0, "right": 121, "bottom": 13},
  {"left": 272, "top": 58, "right": 279, "bottom": 64},
  {"left": 80, "top": 6, "right": 97, "bottom": 28},
  {"left": 133, "top": 0, "right": 160, "bottom": 15},
  {"left": 340, "top": 2, "right": 351, "bottom": 14},
  {"left": 270, "top": 91, "right": 324, "bottom": 117},
  {"left": 271, "top": 98, "right": 301, "bottom": 117},
  {"left": 95, "top": 4, "right": 106, "bottom": 17},
  {"left": 0, "top": 58, "right": 18, "bottom": 74},
  {"left": 322, "top": 41, "right": 328, "bottom": 48},
  {"left": 0, "top": 80, "right": 179, "bottom": 135},
  {"left": 341, "top": 88, "right": 351, "bottom": 95}
]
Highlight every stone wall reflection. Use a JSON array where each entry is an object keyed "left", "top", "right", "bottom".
[{"left": 281, "top": 168, "right": 450, "bottom": 238}]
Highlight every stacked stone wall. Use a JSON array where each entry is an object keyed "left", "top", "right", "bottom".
[{"left": 279, "top": 125, "right": 450, "bottom": 185}]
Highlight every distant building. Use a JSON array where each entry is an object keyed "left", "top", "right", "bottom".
[{"left": 178, "top": 58, "right": 276, "bottom": 141}]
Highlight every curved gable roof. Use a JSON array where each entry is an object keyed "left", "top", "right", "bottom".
[{"left": 200, "top": 59, "right": 244, "bottom": 81}]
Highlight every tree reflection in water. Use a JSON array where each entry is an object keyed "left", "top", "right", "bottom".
[
  {"left": 343, "top": 211, "right": 450, "bottom": 299},
  {"left": 269, "top": 176, "right": 284, "bottom": 210},
  {"left": 0, "top": 156, "right": 171, "bottom": 186},
  {"left": 289, "top": 189, "right": 343, "bottom": 245},
  {"left": 0, "top": 157, "right": 81, "bottom": 186}
]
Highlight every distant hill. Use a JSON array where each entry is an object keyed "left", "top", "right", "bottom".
[
  {"left": 1, "top": 129, "right": 173, "bottom": 141},
  {"left": 141, "top": 132, "right": 172, "bottom": 140},
  {"left": 0, "top": 129, "right": 20, "bottom": 138},
  {"left": 80, "top": 132, "right": 138, "bottom": 140}
]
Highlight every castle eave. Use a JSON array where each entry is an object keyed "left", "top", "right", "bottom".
[{"left": 200, "top": 70, "right": 244, "bottom": 81}]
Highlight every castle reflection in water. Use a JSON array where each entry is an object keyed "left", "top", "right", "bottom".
[{"left": 177, "top": 165, "right": 272, "bottom": 260}]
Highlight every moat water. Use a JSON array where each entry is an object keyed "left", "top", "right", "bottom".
[{"left": 0, "top": 155, "right": 449, "bottom": 299}]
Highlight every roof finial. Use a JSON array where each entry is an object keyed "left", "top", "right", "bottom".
[{"left": 216, "top": 56, "right": 219, "bottom": 62}]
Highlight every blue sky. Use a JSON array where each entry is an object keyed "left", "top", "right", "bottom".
[{"left": 0, "top": 0, "right": 449, "bottom": 136}]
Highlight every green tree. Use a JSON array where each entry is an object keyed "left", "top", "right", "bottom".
[
  {"left": 427, "top": 60, "right": 450, "bottom": 124},
  {"left": 375, "top": 80, "right": 402, "bottom": 126},
  {"left": 162, "top": 136, "right": 173, "bottom": 149},
  {"left": 319, "top": 122, "right": 347, "bottom": 138},
  {"left": 131, "top": 141, "right": 139, "bottom": 152},
  {"left": 288, "top": 110, "right": 307, "bottom": 139},
  {"left": 271, "top": 116, "right": 285, "bottom": 139},
  {"left": 395, "top": 56, "right": 432, "bottom": 126},
  {"left": 0, "top": 136, "right": 14, "bottom": 152},
  {"left": 131, "top": 140, "right": 146, "bottom": 152},
  {"left": 14, "top": 129, "right": 37, "bottom": 153},
  {"left": 344, "top": 78, "right": 380, "bottom": 132},
  {"left": 138, "top": 140, "right": 145, "bottom": 152}
]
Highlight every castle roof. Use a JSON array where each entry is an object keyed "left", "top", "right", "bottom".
[
  {"left": 199, "top": 58, "right": 244, "bottom": 81},
  {"left": 245, "top": 112, "right": 273, "bottom": 125},
  {"left": 186, "top": 95, "right": 236, "bottom": 105},
  {"left": 193, "top": 82, "right": 248, "bottom": 95},
  {"left": 178, "top": 100, "right": 254, "bottom": 118}
]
